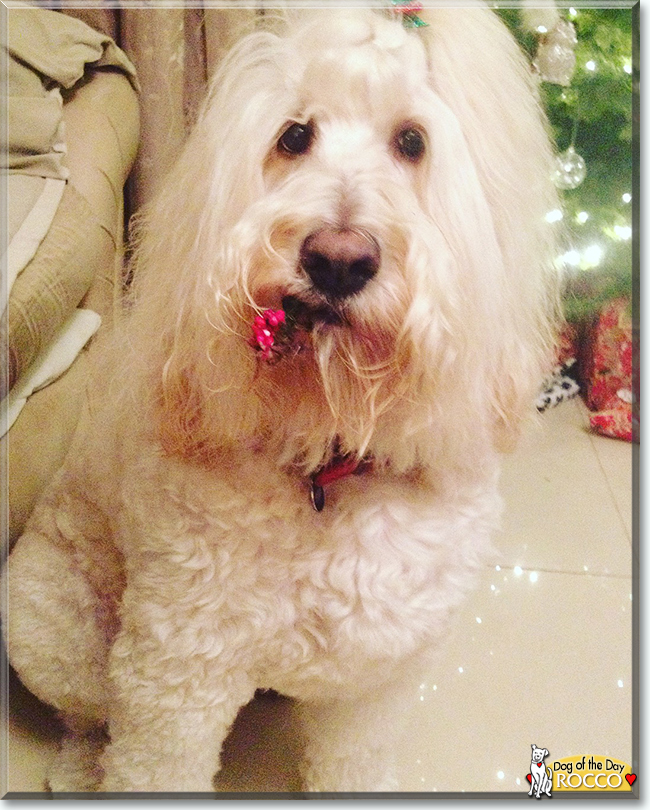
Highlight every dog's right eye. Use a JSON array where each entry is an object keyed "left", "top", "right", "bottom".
[
  {"left": 278, "top": 122, "right": 314, "bottom": 156},
  {"left": 395, "top": 126, "right": 426, "bottom": 163}
]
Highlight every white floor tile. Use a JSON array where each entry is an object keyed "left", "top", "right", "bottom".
[
  {"left": 498, "top": 399, "right": 632, "bottom": 576},
  {"left": 395, "top": 567, "right": 633, "bottom": 793}
]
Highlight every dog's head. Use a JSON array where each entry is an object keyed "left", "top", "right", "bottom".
[
  {"left": 129, "top": 6, "right": 560, "bottom": 476},
  {"left": 531, "top": 745, "right": 549, "bottom": 764}
]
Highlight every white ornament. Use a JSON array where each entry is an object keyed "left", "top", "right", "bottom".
[
  {"left": 534, "top": 20, "right": 578, "bottom": 86},
  {"left": 553, "top": 145, "right": 586, "bottom": 190},
  {"left": 521, "top": 1, "right": 561, "bottom": 34}
]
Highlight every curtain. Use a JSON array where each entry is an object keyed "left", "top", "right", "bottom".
[{"left": 59, "top": 4, "right": 262, "bottom": 216}]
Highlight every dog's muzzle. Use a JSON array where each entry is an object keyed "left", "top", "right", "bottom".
[{"left": 299, "top": 228, "right": 380, "bottom": 300}]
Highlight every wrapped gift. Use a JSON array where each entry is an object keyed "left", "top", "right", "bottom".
[
  {"left": 583, "top": 298, "right": 632, "bottom": 411},
  {"left": 589, "top": 404, "right": 633, "bottom": 442},
  {"left": 582, "top": 298, "right": 634, "bottom": 441}
]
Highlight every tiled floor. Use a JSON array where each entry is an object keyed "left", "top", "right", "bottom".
[{"left": 3, "top": 397, "right": 635, "bottom": 796}]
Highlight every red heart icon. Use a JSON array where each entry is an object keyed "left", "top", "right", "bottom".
[
  {"left": 526, "top": 774, "right": 532, "bottom": 783},
  {"left": 626, "top": 773, "right": 637, "bottom": 786}
]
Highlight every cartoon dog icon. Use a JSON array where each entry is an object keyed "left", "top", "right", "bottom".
[{"left": 529, "top": 745, "right": 553, "bottom": 799}]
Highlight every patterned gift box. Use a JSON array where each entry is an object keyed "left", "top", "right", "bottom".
[{"left": 582, "top": 298, "right": 633, "bottom": 441}]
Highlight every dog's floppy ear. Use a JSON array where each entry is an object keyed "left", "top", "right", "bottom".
[
  {"left": 123, "top": 29, "right": 295, "bottom": 462},
  {"left": 418, "top": 5, "right": 561, "bottom": 448}
]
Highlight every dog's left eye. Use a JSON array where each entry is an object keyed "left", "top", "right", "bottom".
[
  {"left": 278, "top": 122, "right": 314, "bottom": 156},
  {"left": 395, "top": 127, "right": 426, "bottom": 162}
]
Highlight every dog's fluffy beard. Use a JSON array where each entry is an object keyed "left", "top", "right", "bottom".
[{"left": 125, "top": 5, "right": 560, "bottom": 483}]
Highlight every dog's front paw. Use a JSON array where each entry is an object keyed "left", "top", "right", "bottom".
[
  {"left": 47, "top": 727, "right": 107, "bottom": 793},
  {"left": 302, "top": 754, "right": 398, "bottom": 793}
]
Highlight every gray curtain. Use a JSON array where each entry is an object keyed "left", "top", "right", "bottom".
[{"left": 60, "top": 4, "right": 261, "bottom": 215}]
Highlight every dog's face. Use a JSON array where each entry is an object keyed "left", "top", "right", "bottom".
[
  {"left": 253, "top": 14, "right": 435, "bottom": 330},
  {"left": 131, "top": 9, "right": 559, "bottom": 474},
  {"left": 231, "top": 18, "right": 457, "bottom": 339},
  {"left": 230, "top": 14, "right": 471, "bottom": 465},
  {"left": 531, "top": 746, "right": 549, "bottom": 764}
]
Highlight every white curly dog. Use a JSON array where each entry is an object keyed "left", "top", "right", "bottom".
[{"left": 4, "top": 4, "right": 559, "bottom": 793}]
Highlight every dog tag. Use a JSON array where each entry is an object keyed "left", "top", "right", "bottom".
[{"left": 310, "top": 482, "right": 325, "bottom": 512}]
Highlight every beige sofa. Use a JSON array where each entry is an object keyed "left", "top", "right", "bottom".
[{"left": 3, "top": 15, "right": 140, "bottom": 550}]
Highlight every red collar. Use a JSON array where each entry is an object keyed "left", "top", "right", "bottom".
[{"left": 310, "top": 454, "right": 373, "bottom": 511}]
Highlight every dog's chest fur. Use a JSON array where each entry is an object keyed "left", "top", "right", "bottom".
[{"left": 111, "top": 448, "right": 497, "bottom": 699}]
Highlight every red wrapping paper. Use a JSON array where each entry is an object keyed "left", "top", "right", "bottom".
[{"left": 582, "top": 298, "right": 633, "bottom": 441}]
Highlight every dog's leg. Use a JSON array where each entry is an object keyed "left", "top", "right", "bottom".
[
  {"left": 299, "top": 698, "right": 399, "bottom": 791},
  {"left": 4, "top": 483, "right": 124, "bottom": 705},
  {"left": 97, "top": 618, "right": 255, "bottom": 792},
  {"left": 4, "top": 483, "right": 124, "bottom": 791},
  {"left": 297, "top": 664, "right": 425, "bottom": 792},
  {"left": 99, "top": 704, "right": 245, "bottom": 793},
  {"left": 98, "top": 687, "right": 253, "bottom": 792},
  {"left": 4, "top": 530, "right": 113, "bottom": 722},
  {"left": 47, "top": 721, "right": 109, "bottom": 793}
]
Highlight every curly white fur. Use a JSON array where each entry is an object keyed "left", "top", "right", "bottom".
[{"left": 4, "top": 4, "right": 559, "bottom": 793}]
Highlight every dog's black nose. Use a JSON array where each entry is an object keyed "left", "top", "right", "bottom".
[{"left": 300, "top": 228, "right": 380, "bottom": 299}]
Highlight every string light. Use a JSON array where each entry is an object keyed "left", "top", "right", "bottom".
[
  {"left": 583, "top": 244, "right": 604, "bottom": 267},
  {"left": 557, "top": 245, "right": 610, "bottom": 271},
  {"left": 560, "top": 250, "right": 580, "bottom": 267},
  {"left": 622, "top": 193, "right": 632, "bottom": 203},
  {"left": 623, "top": 62, "right": 632, "bottom": 74},
  {"left": 614, "top": 225, "right": 632, "bottom": 240},
  {"left": 576, "top": 211, "right": 589, "bottom": 223},
  {"left": 545, "top": 209, "right": 564, "bottom": 223},
  {"left": 586, "top": 60, "right": 596, "bottom": 71}
]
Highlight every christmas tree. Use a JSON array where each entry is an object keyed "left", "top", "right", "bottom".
[{"left": 499, "top": 4, "right": 636, "bottom": 324}]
